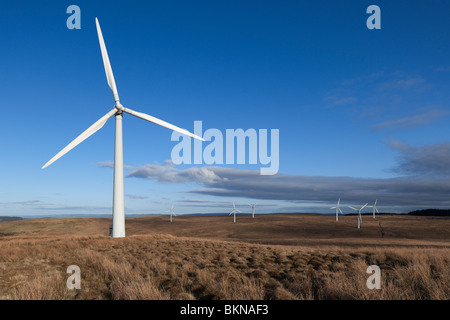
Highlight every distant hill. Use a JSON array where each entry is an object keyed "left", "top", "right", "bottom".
[
  {"left": 0, "top": 216, "right": 23, "bottom": 223},
  {"left": 408, "top": 209, "right": 450, "bottom": 216}
]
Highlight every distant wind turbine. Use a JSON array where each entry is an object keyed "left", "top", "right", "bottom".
[
  {"left": 348, "top": 203, "right": 368, "bottom": 229},
  {"left": 249, "top": 204, "right": 257, "bottom": 218},
  {"left": 330, "top": 198, "right": 343, "bottom": 221},
  {"left": 229, "top": 202, "right": 241, "bottom": 223},
  {"left": 165, "top": 204, "right": 177, "bottom": 223},
  {"left": 369, "top": 199, "right": 379, "bottom": 219},
  {"left": 41, "top": 18, "right": 204, "bottom": 238}
]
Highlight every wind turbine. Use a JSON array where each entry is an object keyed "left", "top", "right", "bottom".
[
  {"left": 348, "top": 203, "right": 368, "bottom": 229},
  {"left": 229, "top": 202, "right": 241, "bottom": 223},
  {"left": 41, "top": 18, "right": 204, "bottom": 238},
  {"left": 249, "top": 204, "right": 257, "bottom": 218},
  {"left": 165, "top": 204, "right": 177, "bottom": 223},
  {"left": 330, "top": 198, "right": 343, "bottom": 221},
  {"left": 369, "top": 199, "right": 379, "bottom": 219}
]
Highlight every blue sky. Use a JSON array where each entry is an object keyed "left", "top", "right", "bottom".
[{"left": 1, "top": 0, "right": 450, "bottom": 217}]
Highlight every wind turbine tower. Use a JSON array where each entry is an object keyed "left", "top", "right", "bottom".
[
  {"left": 42, "top": 18, "right": 204, "bottom": 238},
  {"left": 348, "top": 203, "right": 368, "bottom": 229},
  {"left": 249, "top": 204, "right": 257, "bottom": 219},
  {"left": 229, "top": 202, "right": 241, "bottom": 223},
  {"left": 369, "top": 199, "right": 379, "bottom": 219},
  {"left": 165, "top": 204, "right": 177, "bottom": 223},
  {"left": 330, "top": 198, "right": 343, "bottom": 221}
]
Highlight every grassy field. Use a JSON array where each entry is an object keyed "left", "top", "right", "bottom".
[{"left": 0, "top": 214, "right": 449, "bottom": 300}]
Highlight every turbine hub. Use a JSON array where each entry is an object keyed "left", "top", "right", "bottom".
[{"left": 115, "top": 103, "right": 124, "bottom": 112}]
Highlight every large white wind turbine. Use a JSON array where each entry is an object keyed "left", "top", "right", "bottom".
[
  {"left": 330, "top": 198, "right": 343, "bottom": 221},
  {"left": 42, "top": 18, "right": 204, "bottom": 238},
  {"left": 229, "top": 202, "right": 241, "bottom": 223},
  {"left": 369, "top": 199, "right": 379, "bottom": 219},
  {"left": 249, "top": 204, "right": 257, "bottom": 219},
  {"left": 348, "top": 203, "right": 368, "bottom": 229},
  {"left": 165, "top": 204, "right": 177, "bottom": 223}
]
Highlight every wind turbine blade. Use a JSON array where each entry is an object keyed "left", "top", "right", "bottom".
[
  {"left": 337, "top": 198, "right": 340, "bottom": 205},
  {"left": 361, "top": 203, "right": 368, "bottom": 210},
  {"left": 122, "top": 107, "right": 204, "bottom": 141},
  {"left": 339, "top": 208, "right": 343, "bottom": 214},
  {"left": 42, "top": 108, "right": 117, "bottom": 169},
  {"left": 95, "top": 18, "right": 119, "bottom": 101},
  {"left": 348, "top": 206, "right": 357, "bottom": 211},
  {"left": 376, "top": 208, "right": 379, "bottom": 213},
  {"left": 330, "top": 206, "right": 336, "bottom": 209}
]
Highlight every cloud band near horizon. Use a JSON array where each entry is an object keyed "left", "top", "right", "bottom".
[{"left": 98, "top": 155, "right": 450, "bottom": 210}]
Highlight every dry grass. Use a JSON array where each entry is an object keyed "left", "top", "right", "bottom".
[
  {"left": 0, "top": 214, "right": 449, "bottom": 300},
  {"left": 0, "top": 234, "right": 449, "bottom": 300}
]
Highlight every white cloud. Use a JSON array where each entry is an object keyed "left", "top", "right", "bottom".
[
  {"left": 373, "top": 110, "right": 449, "bottom": 130},
  {"left": 126, "top": 161, "right": 223, "bottom": 184}
]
